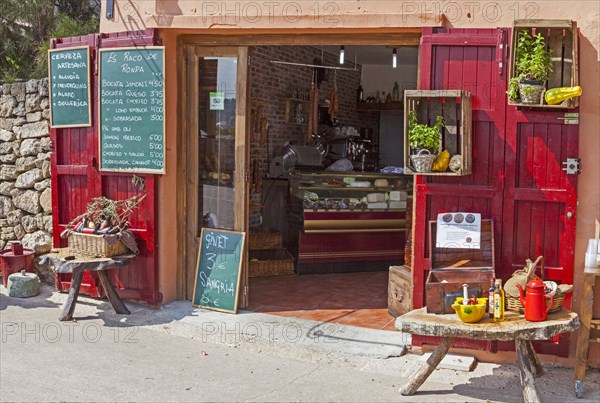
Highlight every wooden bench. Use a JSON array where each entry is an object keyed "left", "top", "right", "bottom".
[
  {"left": 396, "top": 308, "right": 579, "bottom": 402},
  {"left": 40, "top": 248, "right": 135, "bottom": 321}
]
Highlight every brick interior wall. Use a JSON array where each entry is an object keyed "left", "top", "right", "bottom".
[{"left": 248, "top": 46, "right": 380, "bottom": 226}]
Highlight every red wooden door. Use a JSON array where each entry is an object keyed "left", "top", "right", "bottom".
[
  {"left": 50, "top": 30, "right": 161, "bottom": 305},
  {"left": 413, "top": 27, "right": 579, "bottom": 357},
  {"left": 412, "top": 27, "right": 508, "bottom": 351},
  {"left": 500, "top": 74, "right": 579, "bottom": 356}
]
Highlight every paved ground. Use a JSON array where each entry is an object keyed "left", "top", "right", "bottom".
[{"left": 1, "top": 286, "right": 599, "bottom": 402}]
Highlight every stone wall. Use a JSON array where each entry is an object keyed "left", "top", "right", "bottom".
[{"left": 0, "top": 79, "right": 53, "bottom": 254}]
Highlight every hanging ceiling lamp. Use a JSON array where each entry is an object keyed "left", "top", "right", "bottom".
[
  {"left": 392, "top": 48, "right": 397, "bottom": 68},
  {"left": 339, "top": 46, "right": 345, "bottom": 65}
]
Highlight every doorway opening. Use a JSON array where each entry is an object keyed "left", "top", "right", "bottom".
[
  {"left": 243, "top": 45, "right": 419, "bottom": 330},
  {"left": 182, "top": 40, "right": 420, "bottom": 331}
]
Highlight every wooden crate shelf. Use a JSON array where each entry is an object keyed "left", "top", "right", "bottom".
[
  {"left": 509, "top": 20, "right": 579, "bottom": 109},
  {"left": 403, "top": 90, "right": 472, "bottom": 176}
]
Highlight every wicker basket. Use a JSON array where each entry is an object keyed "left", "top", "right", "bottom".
[
  {"left": 68, "top": 232, "right": 129, "bottom": 257},
  {"left": 249, "top": 248, "right": 295, "bottom": 277},
  {"left": 505, "top": 256, "right": 564, "bottom": 313},
  {"left": 249, "top": 228, "right": 283, "bottom": 250},
  {"left": 410, "top": 149, "right": 436, "bottom": 173}
]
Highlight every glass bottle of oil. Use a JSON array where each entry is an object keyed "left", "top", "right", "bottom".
[{"left": 493, "top": 279, "right": 505, "bottom": 322}]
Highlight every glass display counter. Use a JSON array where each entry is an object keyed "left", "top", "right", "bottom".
[{"left": 288, "top": 171, "right": 413, "bottom": 273}]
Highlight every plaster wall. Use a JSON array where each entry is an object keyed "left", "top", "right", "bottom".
[{"left": 99, "top": 1, "right": 600, "bottom": 365}]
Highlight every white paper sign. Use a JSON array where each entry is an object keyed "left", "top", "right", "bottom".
[
  {"left": 209, "top": 92, "right": 224, "bottom": 110},
  {"left": 436, "top": 212, "right": 481, "bottom": 249}
]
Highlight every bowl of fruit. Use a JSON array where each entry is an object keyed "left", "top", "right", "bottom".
[{"left": 452, "top": 296, "right": 488, "bottom": 323}]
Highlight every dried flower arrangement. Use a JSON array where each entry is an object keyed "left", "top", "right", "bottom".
[{"left": 65, "top": 175, "right": 146, "bottom": 235}]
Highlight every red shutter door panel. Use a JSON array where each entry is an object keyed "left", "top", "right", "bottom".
[
  {"left": 414, "top": 27, "right": 578, "bottom": 357},
  {"left": 413, "top": 28, "right": 507, "bottom": 314},
  {"left": 50, "top": 30, "right": 161, "bottom": 305}
]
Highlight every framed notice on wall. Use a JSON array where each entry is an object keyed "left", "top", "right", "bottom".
[
  {"left": 98, "top": 47, "right": 165, "bottom": 174},
  {"left": 192, "top": 229, "right": 245, "bottom": 314},
  {"left": 48, "top": 46, "right": 91, "bottom": 128}
]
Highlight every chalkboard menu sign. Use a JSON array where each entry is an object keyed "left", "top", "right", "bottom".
[
  {"left": 192, "top": 229, "right": 246, "bottom": 314},
  {"left": 48, "top": 46, "right": 91, "bottom": 128},
  {"left": 99, "top": 47, "right": 165, "bottom": 174}
]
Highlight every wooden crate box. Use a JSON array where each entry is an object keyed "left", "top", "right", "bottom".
[
  {"left": 403, "top": 90, "right": 472, "bottom": 176},
  {"left": 388, "top": 265, "right": 412, "bottom": 318},
  {"left": 425, "top": 219, "right": 495, "bottom": 314},
  {"left": 509, "top": 20, "right": 579, "bottom": 109}
]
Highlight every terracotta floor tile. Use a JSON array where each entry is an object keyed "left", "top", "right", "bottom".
[{"left": 249, "top": 271, "right": 393, "bottom": 331}]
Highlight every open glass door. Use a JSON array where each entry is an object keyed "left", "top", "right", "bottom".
[{"left": 183, "top": 47, "right": 249, "bottom": 305}]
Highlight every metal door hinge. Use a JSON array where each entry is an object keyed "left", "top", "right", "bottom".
[
  {"left": 557, "top": 113, "right": 579, "bottom": 125},
  {"left": 562, "top": 158, "right": 581, "bottom": 175}
]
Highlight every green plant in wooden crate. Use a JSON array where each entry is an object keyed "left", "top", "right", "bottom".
[
  {"left": 507, "top": 30, "right": 553, "bottom": 104},
  {"left": 68, "top": 176, "right": 146, "bottom": 229},
  {"left": 408, "top": 110, "right": 444, "bottom": 152}
]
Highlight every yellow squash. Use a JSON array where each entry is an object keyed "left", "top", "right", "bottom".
[{"left": 432, "top": 150, "right": 450, "bottom": 172}]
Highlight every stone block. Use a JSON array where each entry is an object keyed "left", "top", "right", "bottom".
[
  {"left": 21, "top": 230, "right": 52, "bottom": 254},
  {"left": 0, "top": 117, "right": 14, "bottom": 130},
  {"left": 13, "top": 117, "right": 26, "bottom": 126},
  {"left": 7, "top": 271, "right": 40, "bottom": 298},
  {"left": 11, "top": 189, "right": 40, "bottom": 214},
  {"left": 1, "top": 84, "right": 9, "bottom": 95},
  {"left": 42, "top": 109, "right": 50, "bottom": 120},
  {"left": 42, "top": 160, "right": 51, "bottom": 178},
  {"left": 0, "top": 165, "right": 17, "bottom": 180},
  {"left": 11, "top": 82, "right": 26, "bottom": 102},
  {"left": 0, "top": 128, "right": 15, "bottom": 141},
  {"left": 34, "top": 178, "right": 51, "bottom": 191},
  {"left": 43, "top": 215, "right": 52, "bottom": 232},
  {"left": 26, "top": 112, "right": 42, "bottom": 123},
  {"left": 40, "top": 188, "right": 52, "bottom": 214},
  {"left": 14, "top": 223, "right": 25, "bottom": 239},
  {"left": 0, "top": 95, "right": 17, "bottom": 117},
  {"left": 40, "top": 97, "right": 49, "bottom": 110},
  {"left": 0, "top": 154, "right": 17, "bottom": 164},
  {"left": 0, "top": 181, "right": 15, "bottom": 196},
  {"left": 40, "top": 137, "right": 52, "bottom": 152},
  {"left": 13, "top": 101, "right": 25, "bottom": 116},
  {"left": 15, "top": 168, "right": 43, "bottom": 189},
  {"left": 21, "top": 215, "right": 38, "bottom": 232},
  {"left": 15, "top": 156, "right": 37, "bottom": 172},
  {"left": 39, "top": 79, "right": 49, "bottom": 97},
  {"left": 0, "top": 196, "right": 14, "bottom": 218},
  {"left": 26, "top": 79, "right": 38, "bottom": 93},
  {"left": 19, "top": 139, "right": 41, "bottom": 156},
  {"left": 0, "top": 140, "right": 17, "bottom": 154},
  {"left": 25, "top": 93, "right": 41, "bottom": 112},
  {"left": 6, "top": 209, "right": 23, "bottom": 226},
  {"left": 35, "top": 213, "right": 45, "bottom": 230},
  {"left": 1, "top": 228, "right": 16, "bottom": 241},
  {"left": 14, "top": 120, "right": 48, "bottom": 139}
]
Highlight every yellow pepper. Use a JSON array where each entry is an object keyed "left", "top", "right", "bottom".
[{"left": 432, "top": 150, "right": 450, "bottom": 172}]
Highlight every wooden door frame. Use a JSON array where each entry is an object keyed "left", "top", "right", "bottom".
[
  {"left": 178, "top": 45, "right": 250, "bottom": 304},
  {"left": 176, "top": 31, "right": 427, "bottom": 304}
]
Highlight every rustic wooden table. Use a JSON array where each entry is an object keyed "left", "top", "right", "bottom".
[
  {"left": 40, "top": 248, "right": 136, "bottom": 321},
  {"left": 396, "top": 308, "right": 579, "bottom": 402}
]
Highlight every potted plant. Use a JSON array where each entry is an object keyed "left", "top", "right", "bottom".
[
  {"left": 507, "top": 30, "right": 553, "bottom": 104},
  {"left": 407, "top": 110, "right": 444, "bottom": 172}
]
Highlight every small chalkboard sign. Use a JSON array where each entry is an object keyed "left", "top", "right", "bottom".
[
  {"left": 98, "top": 47, "right": 165, "bottom": 174},
  {"left": 192, "top": 229, "right": 246, "bottom": 314},
  {"left": 48, "top": 46, "right": 91, "bottom": 128}
]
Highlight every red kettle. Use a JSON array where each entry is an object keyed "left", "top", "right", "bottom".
[{"left": 517, "top": 279, "right": 554, "bottom": 322}]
